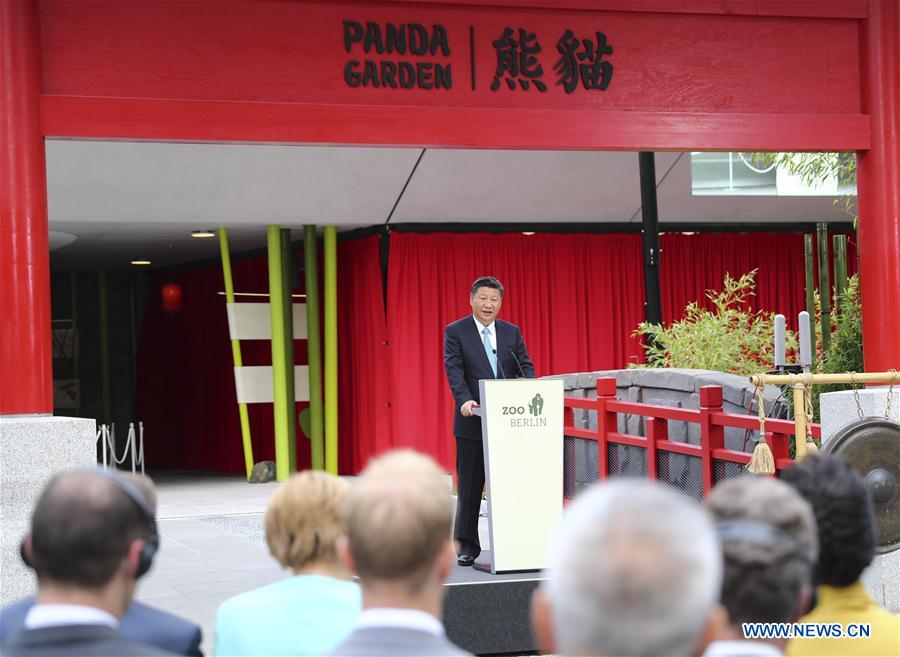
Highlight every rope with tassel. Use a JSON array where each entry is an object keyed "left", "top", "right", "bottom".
[
  {"left": 748, "top": 382, "right": 775, "bottom": 475},
  {"left": 802, "top": 373, "right": 819, "bottom": 455}
]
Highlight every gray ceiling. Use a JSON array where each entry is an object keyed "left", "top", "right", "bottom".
[{"left": 46, "top": 140, "right": 850, "bottom": 270}]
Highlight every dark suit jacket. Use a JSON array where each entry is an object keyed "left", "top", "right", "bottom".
[
  {"left": 444, "top": 316, "right": 535, "bottom": 440},
  {"left": 1, "top": 624, "right": 176, "bottom": 656},
  {"left": 328, "top": 626, "right": 472, "bottom": 656},
  {"left": 0, "top": 598, "right": 202, "bottom": 657}
]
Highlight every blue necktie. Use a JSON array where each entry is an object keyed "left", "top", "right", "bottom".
[{"left": 483, "top": 327, "right": 498, "bottom": 377}]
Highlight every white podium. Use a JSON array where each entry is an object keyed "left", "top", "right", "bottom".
[{"left": 474, "top": 378, "right": 564, "bottom": 574}]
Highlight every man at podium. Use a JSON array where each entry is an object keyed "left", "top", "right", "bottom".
[{"left": 443, "top": 276, "right": 535, "bottom": 567}]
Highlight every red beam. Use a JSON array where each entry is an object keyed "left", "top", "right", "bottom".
[
  {"left": 41, "top": 96, "right": 871, "bottom": 152},
  {"left": 396, "top": 0, "right": 867, "bottom": 20}
]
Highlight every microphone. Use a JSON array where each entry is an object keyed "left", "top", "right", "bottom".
[
  {"left": 492, "top": 349, "right": 507, "bottom": 379},
  {"left": 508, "top": 349, "right": 526, "bottom": 378}
]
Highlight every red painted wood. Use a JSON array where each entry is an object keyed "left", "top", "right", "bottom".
[
  {"left": 698, "top": 384, "right": 724, "bottom": 494},
  {"left": 0, "top": 0, "right": 53, "bottom": 414},
  {"left": 40, "top": 96, "right": 870, "bottom": 151},
  {"left": 397, "top": 0, "right": 867, "bottom": 20},
  {"left": 858, "top": 0, "right": 900, "bottom": 373},
  {"left": 38, "top": 1, "right": 861, "bottom": 115},
  {"left": 645, "top": 417, "right": 666, "bottom": 480}
]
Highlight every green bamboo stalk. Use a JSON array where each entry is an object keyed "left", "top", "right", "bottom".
[
  {"left": 833, "top": 234, "right": 848, "bottom": 308},
  {"left": 324, "top": 226, "right": 338, "bottom": 475},
  {"left": 817, "top": 223, "right": 831, "bottom": 357},
  {"left": 219, "top": 228, "right": 255, "bottom": 480},
  {"left": 304, "top": 225, "right": 324, "bottom": 471},
  {"left": 804, "top": 234, "right": 817, "bottom": 364},
  {"left": 98, "top": 271, "right": 111, "bottom": 425},
  {"left": 281, "top": 228, "right": 297, "bottom": 473},
  {"left": 268, "top": 226, "right": 291, "bottom": 482}
]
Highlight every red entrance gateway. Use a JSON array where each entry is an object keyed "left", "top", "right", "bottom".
[{"left": 2, "top": 0, "right": 898, "bottom": 415}]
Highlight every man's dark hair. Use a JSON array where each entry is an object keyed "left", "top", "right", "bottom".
[
  {"left": 30, "top": 471, "right": 154, "bottom": 588},
  {"left": 470, "top": 276, "right": 504, "bottom": 297},
  {"left": 781, "top": 455, "right": 876, "bottom": 587}
]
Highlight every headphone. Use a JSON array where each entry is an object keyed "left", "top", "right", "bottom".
[{"left": 20, "top": 468, "right": 160, "bottom": 579}]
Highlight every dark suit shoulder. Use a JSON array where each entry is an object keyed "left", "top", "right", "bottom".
[
  {"left": 2, "top": 625, "right": 177, "bottom": 656},
  {"left": 445, "top": 316, "right": 473, "bottom": 333},
  {"left": 122, "top": 602, "right": 203, "bottom": 656}
]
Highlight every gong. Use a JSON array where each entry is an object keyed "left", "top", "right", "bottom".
[{"left": 822, "top": 417, "right": 900, "bottom": 554}]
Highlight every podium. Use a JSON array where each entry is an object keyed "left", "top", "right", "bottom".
[{"left": 473, "top": 378, "right": 564, "bottom": 574}]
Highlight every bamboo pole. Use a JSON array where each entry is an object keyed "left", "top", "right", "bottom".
[
  {"left": 751, "top": 371, "right": 899, "bottom": 386},
  {"left": 817, "top": 224, "right": 831, "bottom": 356},
  {"left": 268, "top": 225, "right": 292, "bottom": 482},
  {"left": 304, "top": 225, "right": 324, "bottom": 470},
  {"left": 324, "top": 226, "right": 338, "bottom": 475},
  {"left": 792, "top": 383, "right": 808, "bottom": 459},
  {"left": 804, "top": 234, "right": 817, "bottom": 364},
  {"left": 833, "top": 234, "right": 848, "bottom": 305},
  {"left": 218, "top": 228, "right": 254, "bottom": 480},
  {"left": 281, "top": 228, "right": 297, "bottom": 473}
]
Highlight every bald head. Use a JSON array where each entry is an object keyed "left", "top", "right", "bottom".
[
  {"left": 29, "top": 470, "right": 155, "bottom": 588},
  {"left": 343, "top": 450, "right": 453, "bottom": 590}
]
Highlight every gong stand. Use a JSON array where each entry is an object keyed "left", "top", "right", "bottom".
[{"left": 750, "top": 370, "right": 898, "bottom": 459}]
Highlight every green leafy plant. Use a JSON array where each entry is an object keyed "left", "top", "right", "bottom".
[
  {"left": 749, "top": 152, "right": 857, "bottom": 224},
  {"left": 810, "top": 274, "right": 864, "bottom": 419},
  {"left": 633, "top": 270, "right": 798, "bottom": 376}
]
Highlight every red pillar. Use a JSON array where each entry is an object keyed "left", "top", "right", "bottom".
[
  {"left": 858, "top": 0, "right": 900, "bottom": 372},
  {"left": 0, "top": 0, "right": 53, "bottom": 414}
]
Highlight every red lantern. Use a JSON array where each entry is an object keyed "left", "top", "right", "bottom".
[{"left": 161, "top": 282, "right": 183, "bottom": 313}]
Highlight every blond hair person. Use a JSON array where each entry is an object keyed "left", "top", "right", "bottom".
[{"left": 214, "top": 471, "right": 360, "bottom": 656}]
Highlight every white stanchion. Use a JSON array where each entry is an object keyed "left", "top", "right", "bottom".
[{"left": 96, "top": 421, "right": 145, "bottom": 473}]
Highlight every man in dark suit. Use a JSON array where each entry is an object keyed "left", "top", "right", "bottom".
[
  {"left": 444, "top": 276, "right": 535, "bottom": 566},
  {"left": 0, "top": 598, "right": 202, "bottom": 656},
  {"left": 2, "top": 469, "right": 176, "bottom": 656},
  {"left": 329, "top": 450, "right": 471, "bottom": 657}
]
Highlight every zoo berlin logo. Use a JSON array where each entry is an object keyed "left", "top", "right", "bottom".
[{"left": 504, "top": 393, "right": 548, "bottom": 428}]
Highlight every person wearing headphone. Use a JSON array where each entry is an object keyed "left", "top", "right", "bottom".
[{"left": 2, "top": 468, "right": 176, "bottom": 656}]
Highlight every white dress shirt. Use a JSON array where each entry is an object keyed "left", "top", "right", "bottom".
[
  {"left": 356, "top": 608, "right": 445, "bottom": 637},
  {"left": 703, "top": 640, "right": 783, "bottom": 657},
  {"left": 473, "top": 316, "right": 496, "bottom": 351},
  {"left": 24, "top": 603, "right": 119, "bottom": 630}
]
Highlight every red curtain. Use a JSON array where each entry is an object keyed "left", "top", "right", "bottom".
[
  {"left": 135, "top": 229, "right": 856, "bottom": 475},
  {"left": 385, "top": 232, "right": 645, "bottom": 472},
  {"left": 658, "top": 231, "right": 858, "bottom": 329},
  {"left": 336, "top": 236, "right": 392, "bottom": 474}
]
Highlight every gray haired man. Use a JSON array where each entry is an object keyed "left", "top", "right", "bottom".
[
  {"left": 531, "top": 480, "right": 726, "bottom": 657},
  {"left": 704, "top": 475, "right": 818, "bottom": 657}
]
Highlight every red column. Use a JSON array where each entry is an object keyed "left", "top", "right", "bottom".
[
  {"left": 858, "top": 0, "right": 900, "bottom": 372},
  {"left": 0, "top": 0, "right": 53, "bottom": 414}
]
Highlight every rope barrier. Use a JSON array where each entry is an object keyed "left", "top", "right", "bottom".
[{"left": 97, "top": 421, "right": 145, "bottom": 473}]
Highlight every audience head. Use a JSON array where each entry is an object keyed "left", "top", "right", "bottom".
[
  {"left": 266, "top": 470, "right": 350, "bottom": 573},
  {"left": 781, "top": 455, "right": 877, "bottom": 587},
  {"left": 340, "top": 449, "right": 454, "bottom": 596},
  {"left": 23, "top": 469, "right": 158, "bottom": 604},
  {"left": 707, "top": 475, "right": 818, "bottom": 628},
  {"left": 533, "top": 480, "right": 723, "bottom": 657}
]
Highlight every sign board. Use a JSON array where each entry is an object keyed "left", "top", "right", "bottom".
[{"left": 479, "top": 377, "right": 564, "bottom": 573}]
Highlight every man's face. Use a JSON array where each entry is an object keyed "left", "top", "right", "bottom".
[{"left": 471, "top": 286, "right": 502, "bottom": 325}]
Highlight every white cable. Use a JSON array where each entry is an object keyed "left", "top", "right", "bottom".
[{"left": 737, "top": 152, "right": 778, "bottom": 174}]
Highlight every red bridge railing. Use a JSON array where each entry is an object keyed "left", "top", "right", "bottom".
[{"left": 563, "top": 377, "right": 821, "bottom": 496}]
